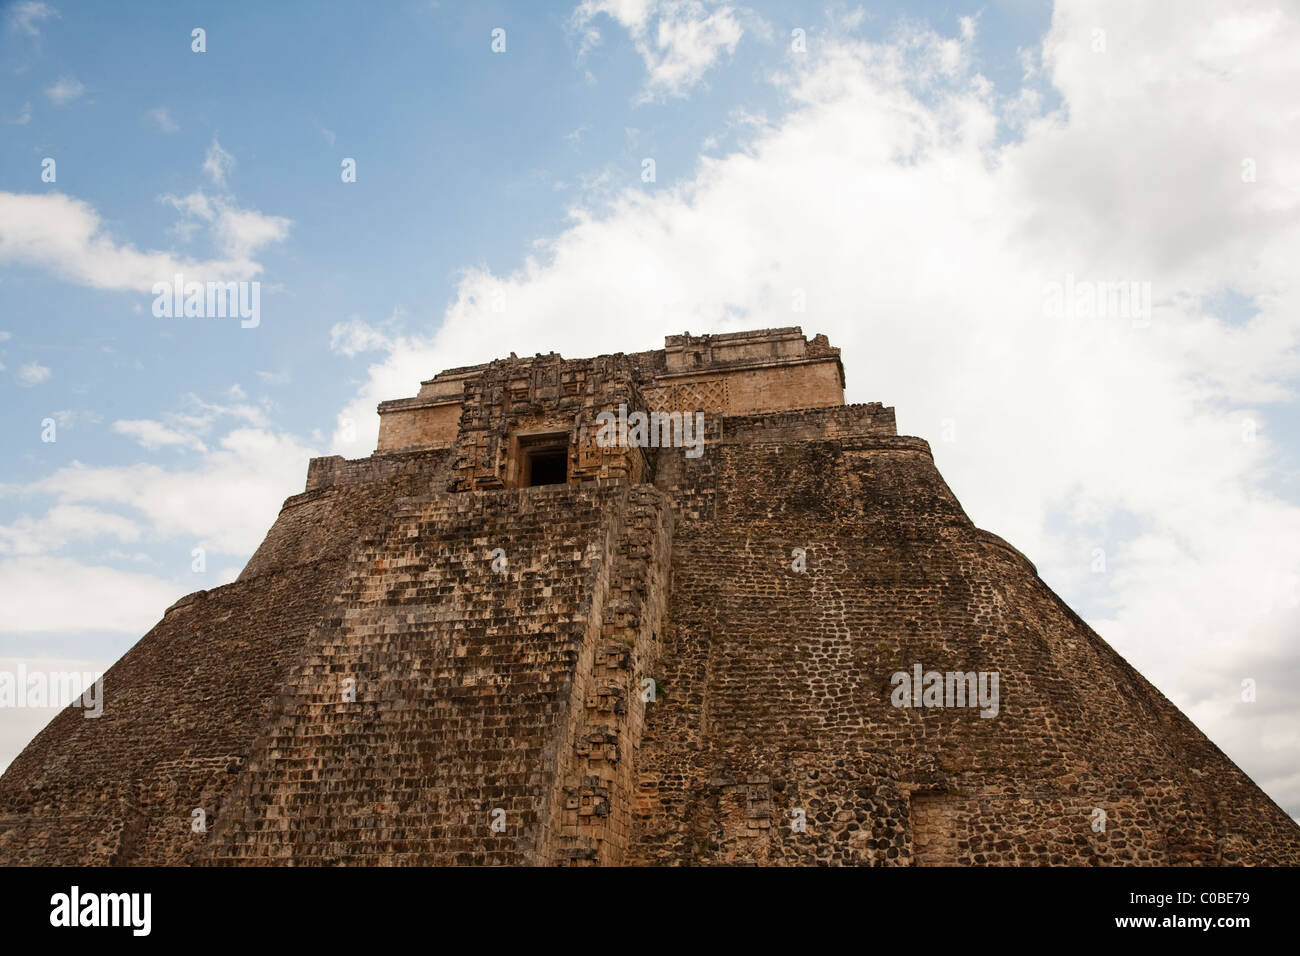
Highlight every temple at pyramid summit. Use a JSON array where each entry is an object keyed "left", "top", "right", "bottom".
[{"left": 2, "top": 327, "right": 1297, "bottom": 865}]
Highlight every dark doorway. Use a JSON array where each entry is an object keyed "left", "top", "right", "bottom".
[{"left": 526, "top": 448, "right": 567, "bottom": 486}]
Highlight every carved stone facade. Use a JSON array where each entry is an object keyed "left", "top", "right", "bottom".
[{"left": 1, "top": 327, "right": 1297, "bottom": 866}]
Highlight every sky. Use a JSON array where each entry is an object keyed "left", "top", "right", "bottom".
[{"left": 1, "top": 0, "right": 1298, "bottom": 821}]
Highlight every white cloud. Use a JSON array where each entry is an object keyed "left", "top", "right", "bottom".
[
  {"left": 0, "top": 560, "right": 180, "bottom": 633},
  {"left": 337, "top": 1, "right": 1300, "bottom": 814},
  {"left": 109, "top": 392, "right": 271, "bottom": 456},
  {"left": 213, "top": 204, "right": 292, "bottom": 260},
  {"left": 48, "top": 408, "right": 101, "bottom": 429},
  {"left": 203, "top": 137, "right": 235, "bottom": 187},
  {"left": 3, "top": 102, "right": 32, "bottom": 126},
  {"left": 33, "top": 424, "right": 316, "bottom": 556},
  {"left": 837, "top": 6, "right": 868, "bottom": 31},
  {"left": 112, "top": 419, "right": 207, "bottom": 452},
  {"left": 44, "top": 75, "right": 85, "bottom": 105},
  {"left": 0, "top": 505, "right": 140, "bottom": 556},
  {"left": 7, "top": 2, "right": 58, "bottom": 38},
  {"left": 574, "top": 0, "right": 747, "bottom": 101},
  {"left": 155, "top": 147, "right": 292, "bottom": 261},
  {"left": 161, "top": 184, "right": 290, "bottom": 261},
  {"left": 0, "top": 190, "right": 287, "bottom": 292},
  {"left": 0, "top": 396, "right": 310, "bottom": 665},
  {"left": 161, "top": 190, "right": 215, "bottom": 222},
  {"left": 146, "top": 106, "right": 178, "bottom": 132},
  {"left": 329, "top": 316, "right": 398, "bottom": 357},
  {"left": 17, "top": 362, "right": 50, "bottom": 386}
]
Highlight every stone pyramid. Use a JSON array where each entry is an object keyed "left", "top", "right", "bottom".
[{"left": 2, "top": 328, "right": 1296, "bottom": 865}]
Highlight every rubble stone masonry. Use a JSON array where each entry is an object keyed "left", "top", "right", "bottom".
[{"left": 1, "top": 328, "right": 1297, "bottom": 865}]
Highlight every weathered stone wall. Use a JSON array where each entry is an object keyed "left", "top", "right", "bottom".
[
  {"left": 0, "top": 564, "right": 342, "bottom": 865},
  {"left": 246, "top": 451, "right": 453, "bottom": 578},
  {"left": 0, "top": 456, "right": 451, "bottom": 865},
  {"left": 374, "top": 400, "right": 461, "bottom": 453},
  {"left": 552, "top": 485, "right": 673, "bottom": 864},
  {"left": 303, "top": 447, "right": 453, "bottom": 494},
  {"left": 202, "top": 480, "right": 670, "bottom": 865},
  {"left": 629, "top": 413, "right": 1300, "bottom": 865},
  {"left": 449, "top": 353, "right": 651, "bottom": 492},
  {"left": 644, "top": 359, "right": 843, "bottom": 417},
  {"left": 375, "top": 328, "right": 846, "bottom": 454}
]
